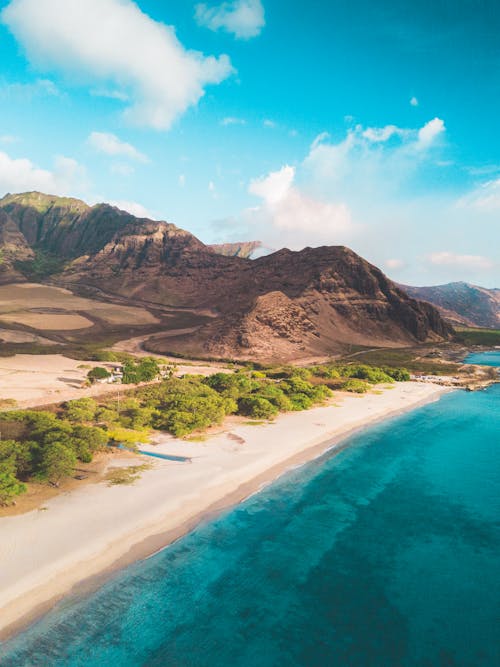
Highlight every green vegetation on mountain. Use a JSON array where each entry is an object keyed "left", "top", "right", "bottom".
[{"left": 14, "top": 249, "right": 66, "bottom": 280}]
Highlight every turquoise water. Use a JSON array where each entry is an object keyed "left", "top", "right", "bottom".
[
  {"left": 465, "top": 349, "right": 500, "bottom": 367},
  {"left": 1, "top": 364, "right": 499, "bottom": 666}
]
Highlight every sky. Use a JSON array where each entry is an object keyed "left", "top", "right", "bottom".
[{"left": 0, "top": 0, "right": 499, "bottom": 287}]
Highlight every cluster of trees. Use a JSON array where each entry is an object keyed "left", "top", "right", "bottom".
[
  {"left": 0, "top": 360, "right": 410, "bottom": 505},
  {"left": 305, "top": 363, "right": 410, "bottom": 393},
  {"left": 87, "top": 357, "right": 174, "bottom": 385},
  {"left": 0, "top": 409, "right": 108, "bottom": 505}
]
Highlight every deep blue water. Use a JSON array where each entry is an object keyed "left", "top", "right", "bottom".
[
  {"left": 465, "top": 349, "right": 500, "bottom": 367},
  {"left": 1, "top": 360, "right": 499, "bottom": 666}
]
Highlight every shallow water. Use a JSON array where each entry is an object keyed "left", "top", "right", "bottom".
[
  {"left": 1, "top": 368, "right": 499, "bottom": 666},
  {"left": 465, "top": 349, "right": 500, "bottom": 367}
]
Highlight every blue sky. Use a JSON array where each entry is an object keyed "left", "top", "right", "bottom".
[{"left": 0, "top": 0, "right": 498, "bottom": 286}]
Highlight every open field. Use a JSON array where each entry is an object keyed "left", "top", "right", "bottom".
[
  {"left": 0, "top": 353, "right": 231, "bottom": 408},
  {"left": 0, "top": 283, "right": 159, "bottom": 332},
  {"left": 0, "top": 311, "right": 94, "bottom": 331},
  {"left": 0, "top": 328, "right": 57, "bottom": 345},
  {"left": 338, "top": 346, "right": 462, "bottom": 375},
  {"left": 455, "top": 327, "right": 500, "bottom": 347}
]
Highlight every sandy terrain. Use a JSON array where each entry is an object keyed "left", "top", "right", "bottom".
[
  {"left": 0, "top": 312, "right": 94, "bottom": 330},
  {"left": 0, "top": 354, "right": 232, "bottom": 408},
  {"left": 0, "top": 382, "right": 450, "bottom": 638},
  {"left": 0, "top": 283, "right": 159, "bottom": 329},
  {"left": 0, "top": 328, "right": 57, "bottom": 345}
]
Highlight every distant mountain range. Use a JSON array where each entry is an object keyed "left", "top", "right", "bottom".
[
  {"left": 401, "top": 282, "right": 499, "bottom": 330},
  {"left": 0, "top": 192, "right": 453, "bottom": 361}
]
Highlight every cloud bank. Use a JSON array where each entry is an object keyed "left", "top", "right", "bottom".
[{"left": 2, "top": 0, "right": 234, "bottom": 129}]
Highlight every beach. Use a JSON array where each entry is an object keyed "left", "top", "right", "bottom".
[{"left": 0, "top": 381, "right": 449, "bottom": 639}]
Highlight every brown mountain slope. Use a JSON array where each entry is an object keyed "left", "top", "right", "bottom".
[
  {"left": 401, "top": 282, "right": 500, "bottom": 329},
  {"left": 0, "top": 192, "right": 453, "bottom": 360},
  {"left": 147, "top": 246, "right": 453, "bottom": 360},
  {"left": 0, "top": 209, "right": 34, "bottom": 283}
]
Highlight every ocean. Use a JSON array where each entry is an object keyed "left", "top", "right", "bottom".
[{"left": 1, "top": 353, "right": 499, "bottom": 666}]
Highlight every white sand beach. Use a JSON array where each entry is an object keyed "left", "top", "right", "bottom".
[{"left": 0, "top": 381, "right": 450, "bottom": 638}]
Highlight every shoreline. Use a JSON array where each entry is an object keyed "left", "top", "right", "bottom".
[{"left": 0, "top": 382, "right": 451, "bottom": 643}]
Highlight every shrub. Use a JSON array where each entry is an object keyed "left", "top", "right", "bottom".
[
  {"left": 238, "top": 396, "right": 279, "bottom": 420},
  {"left": 341, "top": 379, "right": 369, "bottom": 393},
  {"left": 65, "top": 398, "right": 98, "bottom": 423}
]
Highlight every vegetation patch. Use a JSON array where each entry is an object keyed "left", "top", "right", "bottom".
[
  {"left": 104, "top": 464, "right": 152, "bottom": 486},
  {"left": 0, "top": 360, "right": 411, "bottom": 505},
  {"left": 455, "top": 327, "right": 500, "bottom": 347}
]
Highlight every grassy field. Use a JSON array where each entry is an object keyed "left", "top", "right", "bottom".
[
  {"left": 338, "top": 347, "right": 461, "bottom": 375},
  {"left": 455, "top": 327, "right": 500, "bottom": 346}
]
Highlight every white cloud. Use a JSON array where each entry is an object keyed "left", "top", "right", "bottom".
[
  {"left": 458, "top": 178, "right": 500, "bottom": 212},
  {"left": 2, "top": 0, "right": 234, "bottom": 130},
  {"left": 362, "top": 125, "right": 407, "bottom": 143},
  {"left": 410, "top": 96, "right": 419, "bottom": 107},
  {"left": 417, "top": 117, "right": 445, "bottom": 149},
  {"left": 427, "top": 251, "right": 494, "bottom": 271},
  {"left": 385, "top": 258, "right": 405, "bottom": 270},
  {"left": 0, "top": 150, "right": 86, "bottom": 196},
  {"left": 178, "top": 174, "right": 186, "bottom": 187},
  {"left": 304, "top": 118, "right": 446, "bottom": 196},
  {"left": 221, "top": 116, "right": 246, "bottom": 126},
  {"left": 88, "top": 132, "right": 149, "bottom": 163},
  {"left": 0, "top": 78, "right": 60, "bottom": 99},
  {"left": 245, "top": 165, "right": 354, "bottom": 247},
  {"left": 195, "top": 0, "right": 265, "bottom": 39},
  {"left": 263, "top": 119, "right": 276, "bottom": 128},
  {"left": 108, "top": 200, "right": 152, "bottom": 218}
]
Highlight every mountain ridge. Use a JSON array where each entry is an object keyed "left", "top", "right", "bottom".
[
  {"left": 0, "top": 192, "right": 454, "bottom": 360},
  {"left": 401, "top": 281, "right": 499, "bottom": 329}
]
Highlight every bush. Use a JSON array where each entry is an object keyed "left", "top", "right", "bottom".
[
  {"left": 238, "top": 396, "right": 279, "bottom": 420},
  {"left": 342, "top": 379, "right": 369, "bottom": 393},
  {"left": 65, "top": 398, "right": 98, "bottom": 423}
]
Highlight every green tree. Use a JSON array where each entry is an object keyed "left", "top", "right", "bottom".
[
  {"left": 87, "top": 367, "right": 111, "bottom": 383},
  {"left": 238, "top": 396, "right": 278, "bottom": 419},
  {"left": 65, "top": 398, "right": 98, "bottom": 423},
  {"left": 0, "top": 463, "right": 26, "bottom": 506},
  {"left": 70, "top": 425, "right": 108, "bottom": 462},
  {"left": 37, "top": 443, "right": 77, "bottom": 486}
]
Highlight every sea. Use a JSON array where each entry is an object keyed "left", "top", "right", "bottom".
[{"left": 1, "top": 352, "right": 499, "bottom": 667}]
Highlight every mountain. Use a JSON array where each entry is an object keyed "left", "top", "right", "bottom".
[
  {"left": 0, "top": 209, "right": 34, "bottom": 283},
  {"left": 209, "top": 241, "right": 262, "bottom": 259},
  {"left": 0, "top": 192, "right": 453, "bottom": 360},
  {"left": 401, "top": 282, "right": 500, "bottom": 329}
]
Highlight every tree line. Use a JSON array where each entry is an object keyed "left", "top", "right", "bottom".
[{"left": 0, "top": 362, "right": 409, "bottom": 505}]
